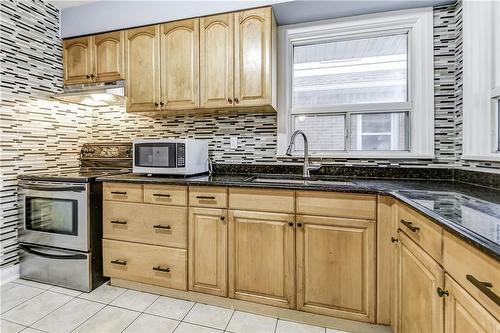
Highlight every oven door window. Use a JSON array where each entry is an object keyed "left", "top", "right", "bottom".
[
  {"left": 25, "top": 197, "right": 78, "bottom": 235},
  {"left": 135, "top": 143, "right": 177, "bottom": 168}
]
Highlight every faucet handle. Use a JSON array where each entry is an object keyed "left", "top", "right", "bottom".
[{"left": 307, "top": 159, "right": 323, "bottom": 171}]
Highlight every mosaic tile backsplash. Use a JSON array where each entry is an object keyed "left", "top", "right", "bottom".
[{"left": 1, "top": 0, "right": 499, "bottom": 272}]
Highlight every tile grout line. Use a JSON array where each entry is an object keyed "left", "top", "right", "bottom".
[
  {"left": 223, "top": 308, "right": 235, "bottom": 332},
  {"left": 26, "top": 291, "right": 77, "bottom": 332}
]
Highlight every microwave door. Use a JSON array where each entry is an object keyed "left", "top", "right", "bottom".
[{"left": 135, "top": 143, "right": 176, "bottom": 168}]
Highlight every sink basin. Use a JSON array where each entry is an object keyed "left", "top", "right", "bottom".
[{"left": 249, "top": 177, "right": 354, "bottom": 186}]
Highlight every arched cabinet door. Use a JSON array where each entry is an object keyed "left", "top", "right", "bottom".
[
  {"left": 160, "top": 19, "right": 199, "bottom": 110},
  {"left": 63, "top": 36, "right": 92, "bottom": 85},
  {"left": 199, "top": 13, "right": 234, "bottom": 109},
  {"left": 234, "top": 7, "right": 272, "bottom": 107},
  {"left": 125, "top": 25, "right": 161, "bottom": 112},
  {"left": 93, "top": 31, "right": 124, "bottom": 82}
]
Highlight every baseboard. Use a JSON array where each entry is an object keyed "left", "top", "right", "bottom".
[
  {"left": 111, "top": 278, "right": 391, "bottom": 333},
  {"left": 0, "top": 264, "right": 19, "bottom": 285}
]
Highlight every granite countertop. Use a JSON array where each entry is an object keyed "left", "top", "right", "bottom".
[{"left": 98, "top": 173, "right": 500, "bottom": 260}]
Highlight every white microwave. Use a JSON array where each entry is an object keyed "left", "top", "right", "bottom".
[{"left": 133, "top": 139, "right": 209, "bottom": 175}]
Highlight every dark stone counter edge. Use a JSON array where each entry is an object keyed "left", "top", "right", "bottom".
[{"left": 97, "top": 176, "right": 500, "bottom": 261}]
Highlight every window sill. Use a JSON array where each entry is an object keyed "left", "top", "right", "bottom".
[
  {"left": 461, "top": 154, "right": 500, "bottom": 162},
  {"left": 276, "top": 152, "right": 435, "bottom": 159}
]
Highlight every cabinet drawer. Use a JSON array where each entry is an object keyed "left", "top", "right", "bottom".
[
  {"left": 104, "top": 183, "right": 143, "bottom": 202},
  {"left": 229, "top": 188, "right": 294, "bottom": 213},
  {"left": 444, "top": 231, "right": 500, "bottom": 319},
  {"left": 398, "top": 203, "right": 443, "bottom": 263},
  {"left": 103, "top": 239, "right": 187, "bottom": 290},
  {"left": 296, "top": 191, "right": 376, "bottom": 220},
  {"left": 144, "top": 184, "right": 187, "bottom": 206},
  {"left": 189, "top": 186, "right": 227, "bottom": 208},
  {"left": 103, "top": 202, "right": 187, "bottom": 249}
]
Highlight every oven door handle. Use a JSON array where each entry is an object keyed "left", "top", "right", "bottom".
[
  {"left": 20, "top": 245, "right": 87, "bottom": 260},
  {"left": 19, "top": 184, "right": 86, "bottom": 192}
]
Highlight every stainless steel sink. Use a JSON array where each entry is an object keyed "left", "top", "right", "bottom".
[{"left": 250, "top": 177, "right": 354, "bottom": 186}]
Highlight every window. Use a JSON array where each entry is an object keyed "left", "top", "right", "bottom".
[{"left": 278, "top": 8, "right": 435, "bottom": 158}]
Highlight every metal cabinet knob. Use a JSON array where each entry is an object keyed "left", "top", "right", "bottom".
[
  {"left": 437, "top": 287, "right": 449, "bottom": 297},
  {"left": 227, "top": 98, "right": 232, "bottom": 103},
  {"left": 297, "top": 222, "right": 303, "bottom": 227},
  {"left": 288, "top": 222, "right": 293, "bottom": 227},
  {"left": 391, "top": 237, "right": 399, "bottom": 243},
  {"left": 234, "top": 97, "right": 239, "bottom": 103}
]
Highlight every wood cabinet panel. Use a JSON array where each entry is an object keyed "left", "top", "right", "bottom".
[
  {"left": 143, "top": 184, "right": 188, "bottom": 206},
  {"left": 103, "top": 182, "right": 143, "bottom": 203},
  {"left": 296, "top": 215, "right": 376, "bottom": 323},
  {"left": 444, "top": 274, "right": 499, "bottom": 333},
  {"left": 189, "top": 207, "right": 227, "bottom": 296},
  {"left": 63, "top": 36, "right": 92, "bottom": 84},
  {"left": 189, "top": 186, "right": 227, "bottom": 208},
  {"left": 228, "top": 210, "right": 295, "bottom": 308},
  {"left": 228, "top": 187, "right": 294, "bottom": 213},
  {"left": 398, "top": 203, "right": 443, "bottom": 263},
  {"left": 200, "top": 13, "right": 234, "bottom": 108},
  {"left": 443, "top": 231, "right": 500, "bottom": 320},
  {"left": 103, "top": 239, "right": 187, "bottom": 290},
  {"left": 296, "top": 191, "right": 376, "bottom": 220},
  {"left": 125, "top": 25, "right": 161, "bottom": 112},
  {"left": 161, "top": 19, "right": 199, "bottom": 110},
  {"left": 397, "top": 231, "right": 444, "bottom": 333},
  {"left": 234, "top": 7, "right": 271, "bottom": 107},
  {"left": 103, "top": 201, "right": 187, "bottom": 249},
  {"left": 93, "top": 31, "right": 124, "bottom": 82}
]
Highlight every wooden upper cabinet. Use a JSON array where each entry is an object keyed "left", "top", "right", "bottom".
[
  {"left": 444, "top": 274, "right": 499, "bottom": 333},
  {"left": 234, "top": 7, "right": 273, "bottom": 107},
  {"left": 296, "top": 215, "right": 376, "bottom": 323},
  {"left": 228, "top": 210, "right": 295, "bottom": 309},
  {"left": 200, "top": 13, "right": 234, "bottom": 109},
  {"left": 161, "top": 19, "right": 199, "bottom": 110},
  {"left": 63, "top": 36, "right": 92, "bottom": 84},
  {"left": 125, "top": 25, "right": 161, "bottom": 112},
  {"left": 93, "top": 31, "right": 124, "bottom": 82},
  {"left": 397, "top": 231, "right": 444, "bottom": 333}
]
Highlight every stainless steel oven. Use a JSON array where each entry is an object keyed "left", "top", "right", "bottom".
[{"left": 19, "top": 181, "right": 89, "bottom": 252}]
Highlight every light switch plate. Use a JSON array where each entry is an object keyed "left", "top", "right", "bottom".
[{"left": 230, "top": 136, "right": 238, "bottom": 149}]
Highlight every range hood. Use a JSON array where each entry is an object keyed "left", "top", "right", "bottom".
[{"left": 53, "top": 80, "right": 125, "bottom": 107}]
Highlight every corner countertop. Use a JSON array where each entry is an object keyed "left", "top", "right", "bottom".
[{"left": 98, "top": 173, "right": 500, "bottom": 260}]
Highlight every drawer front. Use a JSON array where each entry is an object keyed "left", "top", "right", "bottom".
[
  {"left": 296, "top": 191, "right": 376, "bottom": 220},
  {"left": 229, "top": 188, "right": 294, "bottom": 213},
  {"left": 103, "top": 202, "right": 187, "bottom": 248},
  {"left": 444, "top": 231, "right": 500, "bottom": 319},
  {"left": 103, "top": 239, "right": 187, "bottom": 290},
  {"left": 398, "top": 203, "right": 443, "bottom": 263},
  {"left": 144, "top": 184, "right": 187, "bottom": 206},
  {"left": 189, "top": 186, "right": 227, "bottom": 208},
  {"left": 104, "top": 183, "right": 143, "bottom": 202}
]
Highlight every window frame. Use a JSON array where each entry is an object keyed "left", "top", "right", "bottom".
[{"left": 277, "top": 8, "right": 435, "bottom": 158}]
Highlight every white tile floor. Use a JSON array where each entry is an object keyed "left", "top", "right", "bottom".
[{"left": 0, "top": 279, "right": 350, "bottom": 333}]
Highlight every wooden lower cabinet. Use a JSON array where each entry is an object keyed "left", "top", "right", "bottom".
[
  {"left": 444, "top": 274, "right": 499, "bottom": 333},
  {"left": 397, "top": 231, "right": 444, "bottom": 333},
  {"left": 188, "top": 207, "right": 227, "bottom": 296},
  {"left": 296, "top": 215, "right": 376, "bottom": 323},
  {"left": 228, "top": 210, "right": 295, "bottom": 308},
  {"left": 103, "top": 239, "right": 187, "bottom": 290}
]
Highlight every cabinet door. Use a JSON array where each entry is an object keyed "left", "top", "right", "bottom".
[
  {"left": 296, "top": 215, "right": 376, "bottom": 323},
  {"left": 228, "top": 210, "right": 295, "bottom": 308},
  {"left": 93, "top": 31, "right": 124, "bottom": 82},
  {"left": 189, "top": 207, "right": 227, "bottom": 296},
  {"left": 161, "top": 19, "right": 199, "bottom": 110},
  {"left": 444, "top": 274, "right": 499, "bottom": 333},
  {"left": 125, "top": 25, "right": 160, "bottom": 112},
  {"left": 397, "top": 231, "right": 444, "bottom": 333},
  {"left": 63, "top": 36, "right": 92, "bottom": 84},
  {"left": 234, "top": 7, "right": 272, "bottom": 107},
  {"left": 199, "top": 13, "right": 234, "bottom": 108}
]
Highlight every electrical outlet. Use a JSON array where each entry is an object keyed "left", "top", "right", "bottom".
[{"left": 230, "top": 136, "right": 238, "bottom": 149}]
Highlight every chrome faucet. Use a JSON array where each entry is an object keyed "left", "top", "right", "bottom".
[{"left": 286, "top": 130, "right": 322, "bottom": 178}]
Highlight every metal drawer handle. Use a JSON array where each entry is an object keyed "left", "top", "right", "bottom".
[
  {"left": 19, "top": 184, "right": 85, "bottom": 192},
  {"left": 110, "top": 220, "right": 127, "bottom": 225},
  {"left": 111, "top": 191, "right": 127, "bottom": 195},
  {"left": 196, "top": 196, "right": 216, "bottom": 200},
  {"left": 400, "top": 219, "right": 420, "bottom": 232},
  {"left": 466, "top": 274, "right": 500, "bottom": 306},
  {"left": 111, "top": 259, "right": 127, "bottom": 265},
  {"left": 153, "top": 224, "right": 171, "bottom": 229},
  {"left": 153, "top": 193, "right": 171, "bottom": 197},
  {"left": 153, "top": 266, "right": 170, "bottom": 273},
  {"left": 20, "top": 244, "right": 87, "bottom": 260}
]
